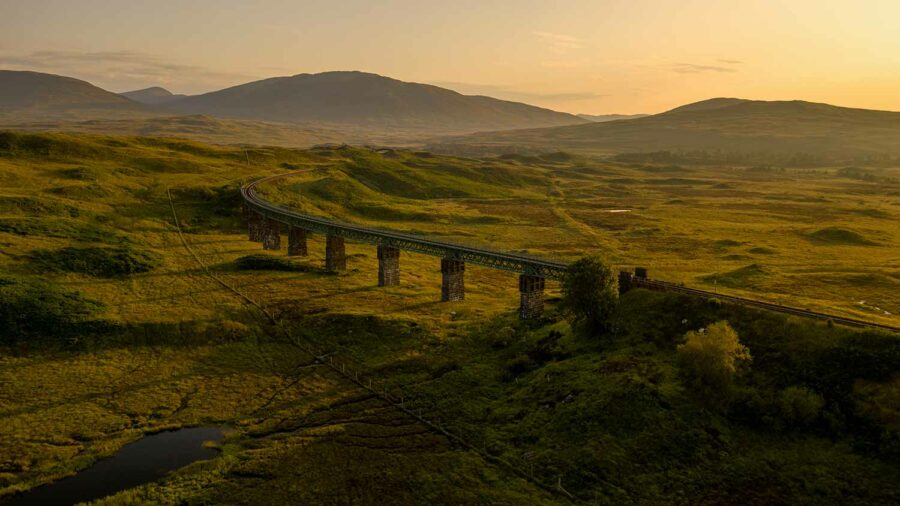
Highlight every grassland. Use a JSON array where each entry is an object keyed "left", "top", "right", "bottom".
[
  {"left": 255, "top": 148, "right": 899, "bottom": 326},
  {"left": 0, "top": 131, "right": 898, "bottom": 504}
]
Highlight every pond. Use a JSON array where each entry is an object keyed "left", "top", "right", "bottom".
[{"left": 5, "top": 427, "right": 225, "bottom": 506}]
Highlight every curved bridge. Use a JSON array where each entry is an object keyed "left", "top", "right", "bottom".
[
  {"left": 242, "top": 171, "right": 568, "bottom": 279},
  {"left": 241, "top": 170, "right": 565, "bottom": 318},
  {"left": 241, "top": 171, "right": 897, "bottom": 331}
]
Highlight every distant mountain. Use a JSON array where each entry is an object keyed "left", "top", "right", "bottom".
[
  {"left": 121, "top": 86, "right": 187, "bottom": 105},
  {"left": 0, "top": 70, "right": 151, "bottom": 121},
  {"left": 435, "top": 98, "right": 900, "bottom": 162},
  {"left": 577, "top": 113, "right": 648, "bottom": 122},
  {"left": 167, "top": 71, "right": 587, "bottom": 133},
  {"left": 665, "top": 97, "right": 750, "bottom": 113}
]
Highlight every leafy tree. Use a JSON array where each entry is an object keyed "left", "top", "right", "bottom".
[
  {"left": 560, "top": 256, "right": 618, "bottom": 336},
  {"left": 676, "top": 321, "right": 751, "bottom": 404}
]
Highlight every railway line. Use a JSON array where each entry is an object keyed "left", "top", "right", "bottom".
[{"left": 242, "top": 170, "right": 897, "bottom": 332}]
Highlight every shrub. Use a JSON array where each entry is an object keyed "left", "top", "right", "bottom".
[
  {"left": 29, "top": 246, "right": 159, "bottom": 277},
  {"left": 560, "top": 256, "right": 618, "bottom": 337},
  {"left": 504, "top": 354, "right": 536, "bottom": 378},
  {"left": 527, "top": 330, "right": 567, "bottom": 364},
  {"left": 676, "top": 321, "right": 751, "bottom": 404},
  {"left": 233, "top": 254, "right": 312, "bottom": 272},
  {"left": 778, "top": 386, "right": 825, "bottom": 427},
  {"left": 0, "top": 275, "right": 104, "bottom": 346}
]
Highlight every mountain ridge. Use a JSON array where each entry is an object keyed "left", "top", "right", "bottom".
[
  {"left": 166, "top": 70, "right": 588, "bottom": 132},
  {"left": 433, "top": 97, "right": 900, "bottom": 161},
  {"left": 0, "top": 70, "right": 151, "bottom": 121},
  {"left": 120, "top": 86, "right": 187, "bottom": 105}
]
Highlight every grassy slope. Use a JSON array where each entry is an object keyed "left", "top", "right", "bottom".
[{"left": 0, "top": 131, "right": 897, "bottom": 504}]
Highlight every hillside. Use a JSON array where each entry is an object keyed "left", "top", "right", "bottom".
[
  {"left": 0, "top": 70, "right": 152, "bottom": 122},
  {"left": 435, "top": 98, "right": 900, "bottom": 163},
  {"left": 120, "top": 86, "right": 187, "bottom": 105},
  {"left": 0, "top": 131, "right": 897, "bottom": 504},
  {"left": 166, "top": 71, "right": 587, "bottom": 132},
  {"left": 0, "top": 115, "right": 373, "bottom": 149}
]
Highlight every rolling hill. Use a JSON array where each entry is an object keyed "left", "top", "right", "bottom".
[
  {"left": 0, "top": 70, "right": 152, "bottom": 122},
  {"left": 120, "top": 86, "right": 187, "bottom": 105},
  {"left": 577, "top": 113, "right": 648, "bottom": 122},
  {"left": 435, "top": 98, "right": 900, "bottom": 162},
  {"left": 166, "top": 71, "right": 587, "bottom": 133}
]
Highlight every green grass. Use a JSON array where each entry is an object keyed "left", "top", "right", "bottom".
[
  {"left": 807, "top": 226, "right": 877, "bottom": 246},
  {"left": 28, "top": 246, "right": 159, "bottom": 277},
  {"left": 0, "top": 131, "right": 897, "bottom": 504}
]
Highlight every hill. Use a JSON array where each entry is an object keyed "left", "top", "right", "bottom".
[
  {"left": 0, "top": 70, "right": 152, "bottom": 122},
  {"left": 0, "top": 115, "right": 376, "bottom": 149},
  {"left": 435, "top": 98, "right": 900, "bottom": 163},
  {"left": 0, "top": 131, "right": 897, "bottom": 504},
  {"left": 120, "top": 86, "right": 187, "bottom": 105},
  {"left": 166, "top": 71, "right": 587, "bottom": 133}
]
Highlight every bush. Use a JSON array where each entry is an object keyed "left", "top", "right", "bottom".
[
  {"left": 676, "top": 321, "right": 751, "bottom": 405},
  {"left": 778, "top": 386, "right": 825, "bottom": 427},
  {"left": 233, "top": 254, "right": 312, "bottom": 272},
  {"left": 0, "top": 275, "right": 104, "bottom": 346},
  {"left": 29, "top": 246, "right": 159, "bottom": 277},
  {"left": 560, "top": 256, "right": 618, "bottom": 337}
]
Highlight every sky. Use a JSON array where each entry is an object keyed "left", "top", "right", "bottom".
[{"left": 1, "top": 0, "right": 898, "bottom": 114}]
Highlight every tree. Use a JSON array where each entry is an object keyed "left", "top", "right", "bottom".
[
  {"left": 778, "top": 386, "right": 824, "bottom": 427},
  {"left": 560, "top": 256, "right": 618, "bottom": 336},
  {"left": 676, "top": 321, "right": 751, "bottom": 405}
]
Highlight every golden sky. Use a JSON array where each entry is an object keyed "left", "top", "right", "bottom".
[{"left": 1, "top": 0, "right": 898, "bottom": 114}]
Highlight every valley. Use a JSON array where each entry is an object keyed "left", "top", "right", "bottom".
[{"left": 0, "top": 132, "right": 897, "bottom": 504}]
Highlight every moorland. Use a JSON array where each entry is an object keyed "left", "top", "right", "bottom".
[{"left": 1, "top": 131, "right": 898, "bottom": 504}]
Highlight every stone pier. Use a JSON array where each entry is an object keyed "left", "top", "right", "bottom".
[
  {"left": 440, "top": 259, "right": 465, "bottom": 302},
  {"left": 288, "top": 227, "right": 308, "bottom": 256},
  {"left": 247, "top": 211, "right": 264, "bottom": 242},
  {"left": 618, "top": 270, "right": 635, "bottom": 295},
  {"left": 261, "top": 218, "right": 281, "bottom": 251},
  {"left": 377, "top": 245, "right": 400, "bottom": 286},
  {"left": 518, "top": 275, "right": 546, "bottom": 319},
  {"left": 325, "top": 235, "right": 346, "bottom": 272}
]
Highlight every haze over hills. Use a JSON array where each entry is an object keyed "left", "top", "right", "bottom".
[
  {"left": 120, "top": 86, "right": 187, "bottom": 105},
  {"left": 434, "top": 98, "right": 900, "bottom": 162},
  {"left": 0, "top": 69, "right": 589, "bottom": 144},
  {"left": 4, "top": 70, "right": 900, "bottom": 162},
  {"left": 0, "top": 70, "right": 152, "bottom": 122},
  {"left": 165, "top": 71, "right": 588, "bottom": 132},
  {"left": 577, "top": 113, "right": 648, "bottom": 122}
]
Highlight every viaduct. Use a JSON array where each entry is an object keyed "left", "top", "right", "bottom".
[
  {"left": 241, "top": 171, "right": 898, "bottom": 331},
  {"left": 241, "top": 171, "right": 567, "bottom": 319}
]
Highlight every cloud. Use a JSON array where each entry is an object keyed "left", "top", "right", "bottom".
[
  {"left": 533, "top": 31, "right": 583, "bottom": 53},
  {"left": 717, "top": 58, "right": 744, "bottom": 64},
  {"left": 670, "top": 63, "right": 737, "bottom": 74},
  {"left": 432, "top": 81, "right": 605, "bottom": 103},
  {"left": 0, "top": 50, "right": 256, "bottom": 93}
]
